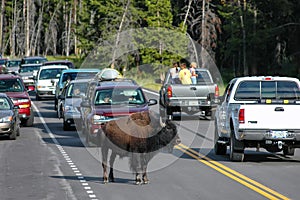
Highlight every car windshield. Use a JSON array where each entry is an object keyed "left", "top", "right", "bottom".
[
  {"left": 6, "top": 60, "right": 21, "bottom": 68},
  {"left": 24, "top": 58, "right": 47, "bottom": 64},
  {"left": 62, "top": 72, "right": 98, "bottom": 83},
  {"left": 234, "top": 81, "right": 300, "bottom": 100},
  {"left": 0, "top": 78, "right": 24, "bottom": 92},
  {"left": 94, "top": 88, "right": 145, "bottom": 105},
  {"left": 0, "top": 97, "right": 11, "bottom": 110},
  {"left": 39, "top": 68, "right": 65, "bottom": 80},
  {"left": 20, "top": 65, "right": 41, "bottom": 73},
  {"left": 66, "top": 82, "right": 88, "bottom": 98}
]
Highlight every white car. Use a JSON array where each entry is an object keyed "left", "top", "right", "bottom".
[{"left": 35, "top": 65, "right": 69, "bottom": 100}]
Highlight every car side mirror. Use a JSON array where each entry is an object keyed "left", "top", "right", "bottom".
[
  {"left": 80, "top": 100, "right": 91, "bottom": 108},
  {"left": 13, "top": 105, "right": 19, "bottom": 109},
  {"left": 148, "top": 99, "right": 157, "bottom": 106}
]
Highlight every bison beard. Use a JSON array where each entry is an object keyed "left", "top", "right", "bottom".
[{"left": 98, "top": 111, "right": 180, "bottom": 184}]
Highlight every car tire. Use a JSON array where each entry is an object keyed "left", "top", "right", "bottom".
[
  {"left": 210, "top": 110, "right": 216, "bottom": 121},
  {"left": 54, "top": 98, "right": 58, "bottom": 110},
  {"left": 229, "top": 128, "right": 244, "bottom": 162},
  {"left": 36, "top": 94, "right": 40, "bottom": 101},
  {"left": 283, "top": 146, "right": 295, "bottom": 156},
  {"left": 214, "top": 122, "right": 227, "bottom": 155},
  {"left": 9, "top": 129, "right": 17, "bottom": 140},
  {"left": 25, "top": 111, "right": 34, "bottom": 127},
  {"left": 63, "top": 119, "right": 70, "bottom": 131},
  {"left": 16, "top": 126, "right": 20, "bottom": 136}
]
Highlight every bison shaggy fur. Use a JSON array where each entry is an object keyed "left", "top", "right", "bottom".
[{"left": 98, "top": 111, "right": 180, "bottom": 184}]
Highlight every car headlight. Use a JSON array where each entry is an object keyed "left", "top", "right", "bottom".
[
  {"left": 92, "top": 115, "right": 108, "bottom": 124},
  {"left": 37, "top": 85, "right": 46, "bottom": 89},
  {"left": 64, "top": 106, "right": 79, "bottom": 113},
  {"left": 0, "top": 116, "right": 13, "bottom": 123}
]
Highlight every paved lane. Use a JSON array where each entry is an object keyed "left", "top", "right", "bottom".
[{"left": 1, "top": 91, "right": 300, "bottom": 200}]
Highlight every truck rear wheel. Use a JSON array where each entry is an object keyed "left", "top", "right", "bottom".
[
  {"left": 283, "top": 146, "right": 295, "bottom": 156},
  {"left": 229, "top": 128, "right": 244, "bottom": 162},
  {"left": 214, "top": 122, "right": 227, "bottom": 155}
]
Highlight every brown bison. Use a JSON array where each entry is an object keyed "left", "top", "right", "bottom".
[{"left": 98, "top": 111, "right": 180, "bottom": 184}]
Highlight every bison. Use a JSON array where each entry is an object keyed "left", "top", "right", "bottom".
[{"left": 98, "top": 111, "right": 180, "bottom": 184}]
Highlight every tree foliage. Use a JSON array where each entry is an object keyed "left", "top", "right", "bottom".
[{"left": 0, "top": 0, "right": 298, "bottom": 79}]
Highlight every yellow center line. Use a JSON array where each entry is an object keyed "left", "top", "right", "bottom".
[{"left": 175, "top": 144, "right": 290, "bottom": 200}]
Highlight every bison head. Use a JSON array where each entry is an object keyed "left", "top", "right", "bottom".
[{"left": 157, "top": 119, "right": 181, "bottom": 153}]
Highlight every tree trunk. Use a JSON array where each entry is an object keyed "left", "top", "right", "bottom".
[
  {"left": 182, "top": 0, "right": 192, "bottom": 31},
  {"left": 0, "top": 0, "right": 5, "bottom": 55},
  {"left": 66, "top": 3, "right": 72, "bottom": 57},
  {"left": 33, "top": 2, "right": 44, "bottom": 56},
  {"left": 111, "top": 0, "right": 130, "bottom": 69},
  {"left": 25, "top": 0, "right": 30, "bottom": 56}
]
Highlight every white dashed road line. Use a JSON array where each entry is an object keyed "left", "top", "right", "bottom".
[{"left": 32, "top": 102, "right": 99, "bottom": 200}]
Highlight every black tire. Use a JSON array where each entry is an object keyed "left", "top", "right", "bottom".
[
  {"left": 214, "top": 122, "right": 227, "bottom": 155},
  {"left": 54, "top": 98, "right": 58, "bottom": 110},
  {"left": 36, "top": 94, "right": 40, "bottom": 101},
  {"left": 229, "top": 128, "right": 244, "bottom": 162},
  {"left": 210, "top": 110, "right": 216, "bottom": 121},
  {"left": 9, "top": 128, "right": 17, "bottom": 140},
  {"left": 63, "top": 121, "right": 70, "bottom": 131},
  {"left": 25, "top": 112, "right": 34, "bottom": 127},
  {"left": 16, "top": 126, "right": 20, "bottom": 136},
  {"left": 166, "top": 107, "right": 174, "bottom": 121},
  {"left": 283, "top": 146, "right": 295, "bottom": 156}
]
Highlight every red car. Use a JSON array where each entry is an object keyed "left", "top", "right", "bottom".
[
  {"left": 0, "top": 74, "right": 34, "bottom": 126},
  {"left": 81, "top": 80, "right": 157, "bottom": 146}
]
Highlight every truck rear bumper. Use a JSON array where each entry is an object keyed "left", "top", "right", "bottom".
[{"left": 238, "top": 129, "right": 300, "bottom": 141}]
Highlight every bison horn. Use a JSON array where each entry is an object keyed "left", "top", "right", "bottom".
[{"left": 159, "top": 116, "right": 166, "bottom": 127}]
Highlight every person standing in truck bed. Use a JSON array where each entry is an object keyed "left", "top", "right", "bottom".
[
  {"left": 169, "top": 61, "right": 180, "bottom": 84},
  {"left": 178, "top": 61, "right": 192, "bottom": 85}
]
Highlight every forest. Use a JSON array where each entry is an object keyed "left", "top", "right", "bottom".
[{"left": 0, "top": 0, "right": 299, "bottom": 80}]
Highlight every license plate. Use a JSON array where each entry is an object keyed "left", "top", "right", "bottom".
[
  {"left": 270, "top": 131, "right": 288, "bottom": 139},
  {"left": 189, "top": 101, "right": 198, "bottom": 106}
]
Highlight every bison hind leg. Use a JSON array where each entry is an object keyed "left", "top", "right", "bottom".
[{"left": 135, "top": 173, "right": 143, "bottom": 185}]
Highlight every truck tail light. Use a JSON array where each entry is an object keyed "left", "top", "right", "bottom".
[
  {"left": 215, "top": 85, "right": 219, "bottom": 97},
  {"left": 167, "top": 86, "right": 172, "bottom": 98},
  {"left": 239, "top": 108, "right": 245, "bottom": 124}
]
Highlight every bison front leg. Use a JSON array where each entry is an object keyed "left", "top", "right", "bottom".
[
  {"left": 108, "top": 152, "right": 117, "bottom": 182},
  {"left": 101, "top": 146, "right": 109, "bottom": 184}
]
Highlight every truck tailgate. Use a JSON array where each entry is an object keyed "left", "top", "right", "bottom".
[
  {"left": 239, "top": 104, "right": 300, "bottom": 130},
  {"left": 171, "top": 84, "right": 215, "bottom": 98}
]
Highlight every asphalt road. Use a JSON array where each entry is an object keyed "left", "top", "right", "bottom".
[{"left": 0, "top": 90, "right": 300, "bottom": 200}]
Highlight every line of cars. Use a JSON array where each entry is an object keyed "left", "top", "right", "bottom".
[
  {"left": 56, "top": 68, "right": 158, "bottom": 146},
  {"left": 0, "top": 56, "right": 76, "bottom": 140}
]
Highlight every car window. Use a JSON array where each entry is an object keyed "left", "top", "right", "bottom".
[
  {"left": 62, "top": 72, "right": 98, "bottom": 83},
  {"left": 234, "top": 80, "right": 300, "bottom": 100},
  {"left": 195, "top": 71, "right": 212, "bottom": 84},
  {"left": 0, "top": 97, "right": 11, "bottom": 110},
  {"left": 66, "top": 82, "right": 88, "bottom": 98},
  {"left": 0, "top": 78, "right": 24, "bottom": 92},
  {"left": 20, "top": 65, "right": 41, "bottom": 73},
  {"left": 39, "top": 68, "right": 64, "bottom": 80},
  {"left": 94, "top": 88, "right": 145, "bottom": 105}
]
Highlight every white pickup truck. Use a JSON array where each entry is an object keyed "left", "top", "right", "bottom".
[{"left": 214, "top": 76, "right": 300, "bottom": 161}]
